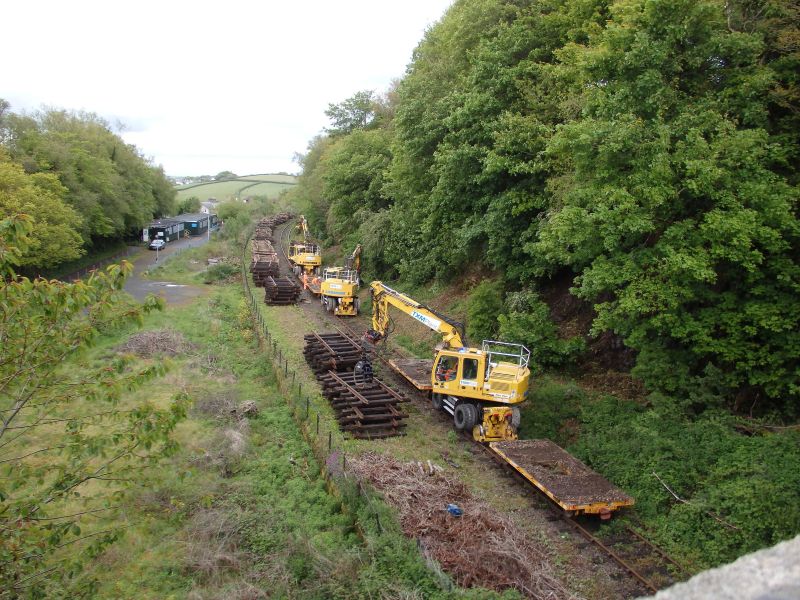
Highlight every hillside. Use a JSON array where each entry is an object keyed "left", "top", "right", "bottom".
[{"left": 176, "top": 174, "right": 297, "bottom": 203}]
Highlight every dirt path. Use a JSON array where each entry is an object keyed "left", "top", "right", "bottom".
[{"left": 124, "top": 235, "right": 211, "bottom": 306}]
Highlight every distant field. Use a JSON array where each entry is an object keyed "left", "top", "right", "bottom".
[
  {"left": 175, "top": 174, "right": 296, "bottom": 202},
  {"left": 238, "top": 173, "right": 297, "bottom": 183}
]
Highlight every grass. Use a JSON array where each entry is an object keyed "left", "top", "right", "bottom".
[
  {"left": 142, "top": 237, "right": 233, "bottom": 285},
  {"left": 48, "top": 239, "right": 521, "bottom": 598},
  {"left": 234, "top": 174, "right": 297, "bottom": 183},
  {"left": 175, "top": 177, "right": 296, "bottom": 203}
]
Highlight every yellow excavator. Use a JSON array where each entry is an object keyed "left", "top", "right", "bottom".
[
  {"left": 364, "top": 281, "right": 531, "bottom": 442},
  {"left": 288, "top": 215, "right": 322, "bottom": 276},
  {"left": 320, "top": 244, "right": 362, "bottom": 316}
]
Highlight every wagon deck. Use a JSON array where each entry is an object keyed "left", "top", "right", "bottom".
[
  {"left": 490, "top": 439, "right": 634, "bottom": 516},
  {"left": 388, "top": 358, "right": 434, "bottom": 390}
]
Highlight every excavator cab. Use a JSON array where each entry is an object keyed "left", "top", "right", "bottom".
[
  {"left": 320, "top": 267, "right": 360, "bottom": 316},
  {"left": 366, "top": 281, "right": 530, "bottom": 442}
]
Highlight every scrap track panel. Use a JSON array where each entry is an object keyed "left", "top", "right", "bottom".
[
  {"left": 264, "top": 276, "right": 301, "bottom": 305},
  {"left": 304, "top": 332, "right": 408, "bottom": 439},
  {"left": 251, "top": 213, "right": 293, "bottom": 287}
]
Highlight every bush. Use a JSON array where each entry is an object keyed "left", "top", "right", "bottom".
[
  {"left": 465, "top": 281, "right": 503, "bottom": 343},
  {"left": 571, "top": 394, "right": 800, "bottom": 568},
  {"left": 497, "top": 291, "right": 585, "bottom": 370},
  {"left": 202, "top": 263, "right": 239, "bottom": 284}
]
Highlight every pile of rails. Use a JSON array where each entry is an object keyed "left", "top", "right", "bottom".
[
  {"left": 253, "top": 212, "right": 292, "bottom": 243},
  {"left": 264, "top": 276, "right": 301, "bottom": 305},
  {"left": 303, "top": 332, "right": 408, "bottom": 439},
  {"left": 250, "top": 213, "right": 292, "bottom": 287}
]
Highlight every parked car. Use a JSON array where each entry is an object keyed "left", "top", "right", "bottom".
[{"left": 149, "top": 239, "right": 166, "bottom": 250}]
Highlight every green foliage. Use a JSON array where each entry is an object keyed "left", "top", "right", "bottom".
[
  {"left": 287, "top": 135, "right": 341, "bottom": 241},
  {"left": 0, "top": 216, "right": 186, "bottom": 597},
  {"left": 201, "top": 262, "right": 238, "bottom": 284},
  {"left": 1, "top": 106, "right": 176, "bottom": 247},
  {"left": 465, "top": 281, "right": 503, "bottom": 342},
  {"left": 0, "top": 151, "right": 84, "bottom": 268},
  {"left": 518, "top": 377, "right": 585, "bottom": 445},
  {"left": 176, "top": 195, "right": 201, "bottom": 214},
  {"left": 288, "top": 0, "right": 799, "bottom": 416},
  {"left": 215, "top": 198, "right": 279, "bottom": 243},
  {"left": 321, "top": 128, "right": 393, "bottom": 241},
  {"left": 531, "top": 0, "right": 800, "bottom": 411},
  {"left": 214, "top": 170, "right": 237, "bottom": 181},
  {"left": 498, "top": 291, "right": 585, "bottom": 369},
  {"left": 571, "top": 393, "right": 800, "bottom": 567},
  {"left": 324, "top": 90, "right": 377, "bottom": 135}
]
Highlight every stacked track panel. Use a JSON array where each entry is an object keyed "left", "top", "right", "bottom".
[
  {"left": 303, "top": 332, "right": 364, "bottom": 373},
  {"left": 303, "top": 332, "right": 408, "bottom": 439},
  {"left": 264, "top": 276, "right": 301, "bottom": 305},
  {"left": 251, "top": 240, "right": 280, "bottom": 286},
  {"left": 251, "top": 213, "right": 293, "bottom": 287}
]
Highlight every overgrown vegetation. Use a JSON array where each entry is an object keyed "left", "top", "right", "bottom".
[
  {"left": 0, "top": 215, "right": 186, "bottom": 597},
  {"left": 289, "top": 0, "right": 799, "bottom": 416},
  {"left": 518, "top": 377, "right": 800, "bottom": 569}
]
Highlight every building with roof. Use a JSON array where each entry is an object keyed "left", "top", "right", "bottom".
[
  {"left": 174, "top": 213, "right": 219, "bottom": 235},
  {"left": 147, "top": 218, "right": 184, "bottom": 242}
]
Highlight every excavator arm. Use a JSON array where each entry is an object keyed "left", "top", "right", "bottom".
[
  {"left": 367, "top": 281, "right": 465, "bottom": 348},
  {"left": 296, "top": 215, "right": 311, "bottom": 241},
  {"left": 346, "top": 244, "right": 362, "bottom": 273}
]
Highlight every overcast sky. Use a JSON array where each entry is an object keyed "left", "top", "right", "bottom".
[{"left": 1, "top": 0, "right": 453, "bottom": 176}]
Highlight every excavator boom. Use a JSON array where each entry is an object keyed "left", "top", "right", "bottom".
[
  {"left": 368, "top": 281, "right": 465, "bottom": 348},
  {"left": 346, "top": 244, "right": 362, "bottom": 272}
]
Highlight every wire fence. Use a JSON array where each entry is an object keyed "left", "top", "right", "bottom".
[
  {"left": 240, "top": 226, "right": 387, "bottom": 537},
  {"left": 57, "top": 247, "right": 137, "bottom": 282}
]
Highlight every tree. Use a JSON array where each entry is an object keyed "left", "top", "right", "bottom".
[
  {"left": 0, "top": 151, "right": 84, "bottom": 269},
  {"left": 324, "top": 90, "right": 376, "bottom": 135},
  {"left": 176, "top": 195, "right": 201, "bottom": 214},
  {"left": 2, "top": 108, "right": 176, "bottom": 243},
  {"left": 214, "top": 171, "right": 237, "bottom": 181},
  {"left": 0, "top": 215, "right": 187, "bottom": 596},
  {"left": 321, "top": 128, "right": 393, "bottom": 239},
  {"left": 532, "top": 0, "right": 800, "bottom": 410}
]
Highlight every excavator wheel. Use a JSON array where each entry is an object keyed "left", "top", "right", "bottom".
[
  {"left": 511, "top": 407, "right": 521, "bottom": 430},
  {"left": 431, "top": 393, "right": 444, "bottom": 411},
  {"left": 454, "top": 402, "right": 478, "bottom": 432}
]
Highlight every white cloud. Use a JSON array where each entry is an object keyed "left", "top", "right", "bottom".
[{"left": 1, "top": 0, "right": 453, "bottom": 175}]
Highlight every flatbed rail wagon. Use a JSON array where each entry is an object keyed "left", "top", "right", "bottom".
[
  {"left": 388, "top": 358, "right": 634, "bottom": 517},
  {"left": 491, "top": 439, "right": 634, "bottom": 518}
]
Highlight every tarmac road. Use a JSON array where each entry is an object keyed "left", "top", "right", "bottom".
[{"left": 124, "top": 234, "right": 212, "bottom": 305}]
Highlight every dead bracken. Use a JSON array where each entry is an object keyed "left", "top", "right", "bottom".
[
  {"left": 349, "top": 452, "right": 578, "bottom": 600},
  {"left": 116, "top": 328, "right": 195, "bottom": 358}
]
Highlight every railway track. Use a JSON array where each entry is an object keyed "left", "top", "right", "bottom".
[{"left": 271, "top": 219, "right": 691, "bottom": 597}]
